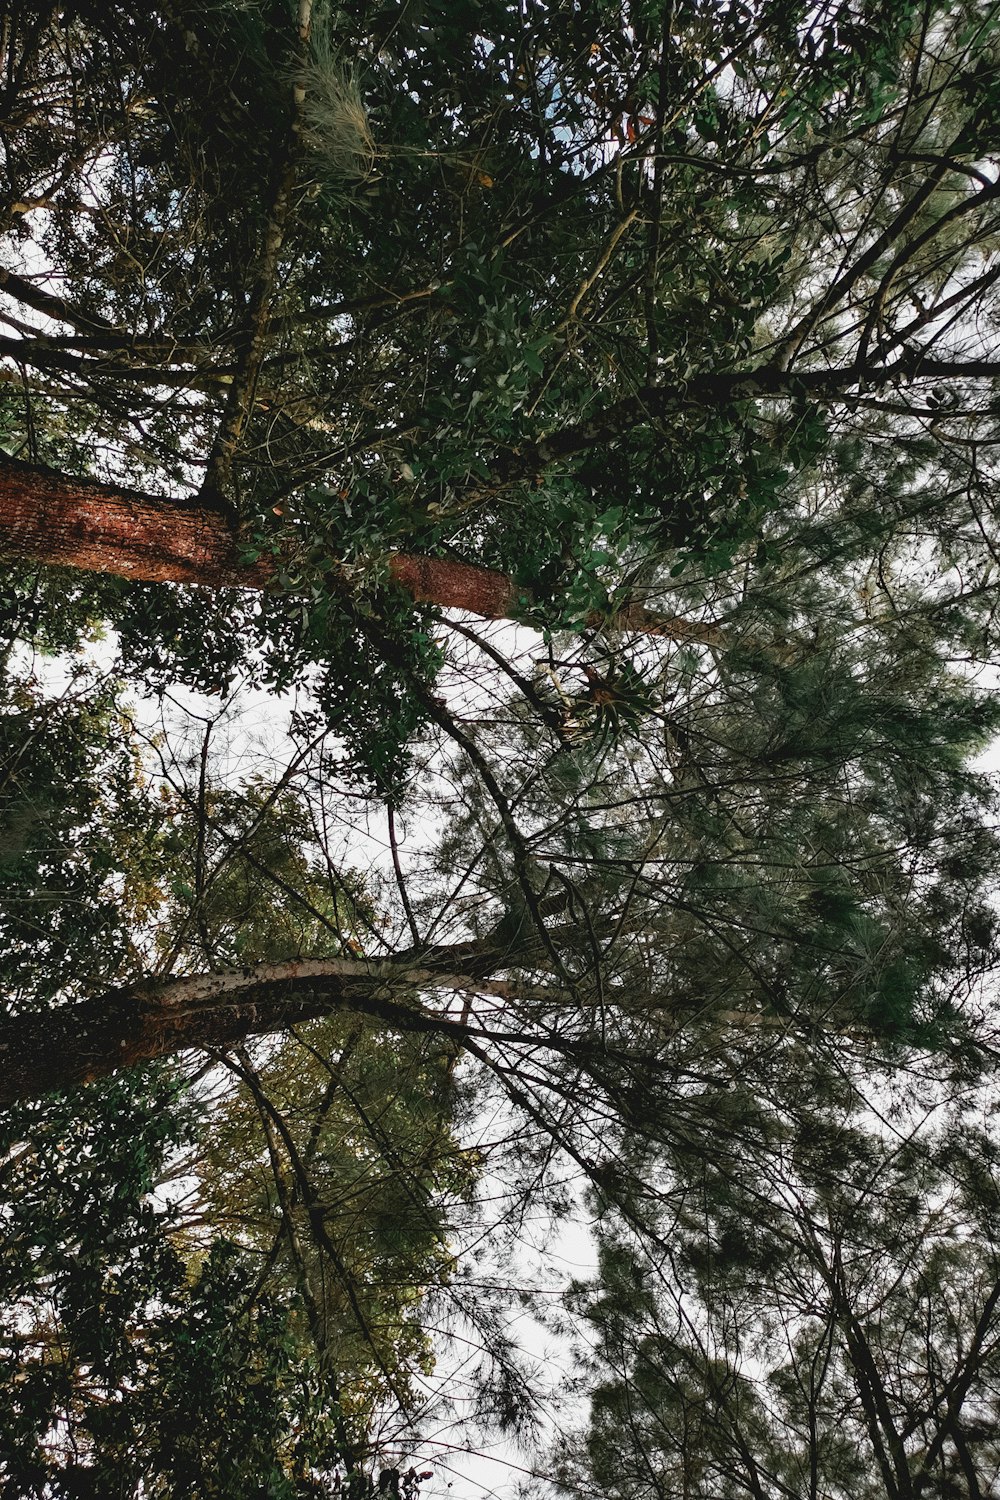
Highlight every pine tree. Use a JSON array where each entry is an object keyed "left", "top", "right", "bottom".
[
  {"left": 2, "top": 0, "right": 1000, "bottom": 786},
  {"left": 555, "top": 1051, "right": 1000, "bottom": 1499},
  {"left": 3, "top": 0, "right": 1000, "bottom": 1490}
]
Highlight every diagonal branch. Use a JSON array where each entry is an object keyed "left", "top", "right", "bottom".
[
  {"left": 0, "top": 453, "right": 721, "bottom": 641},
  {"left": 0, "top": 954, "right": 569, "bottom": 1105}
]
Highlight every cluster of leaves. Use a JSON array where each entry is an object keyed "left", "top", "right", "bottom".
[
  {"left": 255, "top": 578, "right": 445, "bottom": 795},
  {"left": 190, "top": 1018, "right": 478, "bottom": 1423},
  {"left": 0, "top": 668, "right": 168, "bottom": 1007},
  {"left": 0, "top": 1070, "right": 335, "bottom": 1500}
]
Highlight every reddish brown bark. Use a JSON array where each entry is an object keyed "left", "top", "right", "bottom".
[
  {"left": 0, "top": 455, "right": 254, "bottom": 586},
  {"left": 0, "top": 454, "right": 719, "bottom": 640},
  {"left": 389, "top": 551, "right": 719, "bottom": 640},
  {"left": 386, "top": 551, "right": 520, "bottom": 618}
]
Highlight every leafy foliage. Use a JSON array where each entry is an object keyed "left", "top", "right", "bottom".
[
  {"left": 556, "top": 1059, "right": 1000, "bottom": 1500},
  {"left": 3, "top": 0, "right": 1000, "bottom": 1492},
  {"left": 3, "top": 0, "right": 1000, "bottom": 784}
]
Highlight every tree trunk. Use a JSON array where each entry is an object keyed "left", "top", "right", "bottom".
[
  {"left": 0, "top": 949, "right": 866, "bottom": 1105},
  {"left": 0, "top": 957, "right": 523, "bottom": 1106},
  {"left": 0, "top": 455, "right": 252, "bottom": 587},
  {"left": 0, "top": 454, "right": 718, "bottom": 640},
  {"left": 0, "top": 951, "right": 587, "bottom": 1106}
]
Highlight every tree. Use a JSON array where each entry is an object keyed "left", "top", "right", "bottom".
[
  {"left": 0, "top": 668, "right": 481, "bottom": 1496},
  {"left": 2, "top": 0, "right": 1000, "bottom": 783},
  {"left": 554, "top": 1050, "right": 1000, "bottom": 1500},
  {"left": 4, "top": 0, "right": 1000, "bottom": 1492}
]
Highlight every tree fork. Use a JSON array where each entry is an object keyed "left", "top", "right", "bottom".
[{"left": 0, "top": 454, "right": 719, "bottom": 641}]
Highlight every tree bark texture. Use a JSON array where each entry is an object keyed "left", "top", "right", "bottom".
[
  {"left": 0, "top": 958, "right": 495, "bottom": 1106},
  {"left": 0, "top": 454, "right": 718, "bottom": 639},
  {"left": 0, "top": 453, "right": 550, "bottom": 610},
  {"left": 0, "top": 455, "right": 253, "bottom": 587}
]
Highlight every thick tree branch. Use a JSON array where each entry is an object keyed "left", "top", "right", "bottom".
[
  {"left": 497, "top": 355, "right": 1000, "bottom": 481},
  {"left": 0, "top": 454, "right": 719, "bottom": 640},
  {"left": 0, "top": 955, "right": 564, "bottom": 1106},
  {"left": 0, "top": 267, "right": 120, "bottom": 338}
]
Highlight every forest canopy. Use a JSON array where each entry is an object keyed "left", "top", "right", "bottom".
[{"left": 2, "top": 0, "right": 1000, "bottom": 1494}]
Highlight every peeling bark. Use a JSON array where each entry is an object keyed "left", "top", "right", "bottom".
[
  {"left": 0, "top": 955, "right": 575, "bottom": 1105},
  {"left": 0, "top": 958, "right": 476, "bottom": 1105}
]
